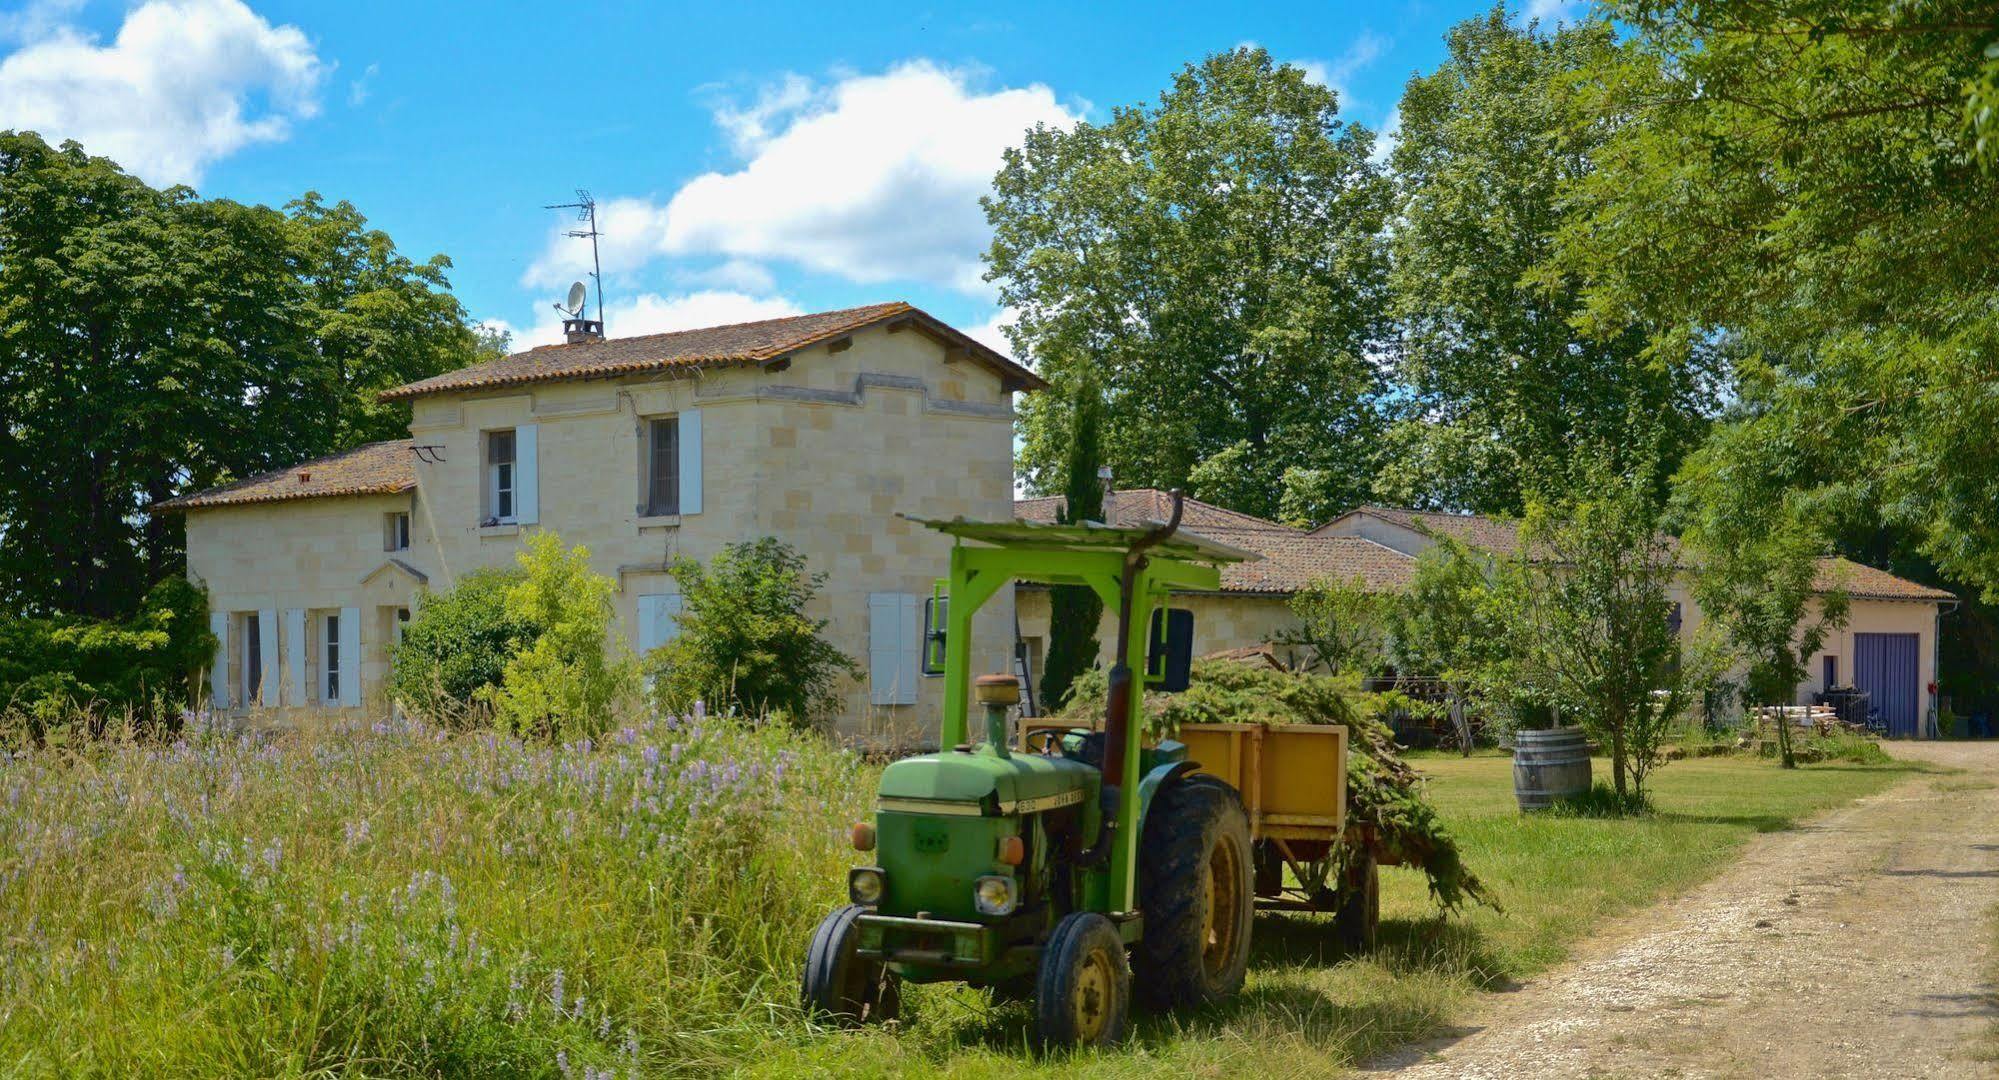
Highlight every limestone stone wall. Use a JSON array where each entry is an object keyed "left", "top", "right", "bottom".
[
  {"left": 1014, "top": 587, "right": 1307, "bottom": 703},
  {"left": 185, "top": 492, "right": 423, "bottom": 719},
  {"left": 187, "top": 322, "right": 1018, "bottom": 743}
]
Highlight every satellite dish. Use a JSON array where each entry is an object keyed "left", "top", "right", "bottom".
[{"left": 564, "top": 281, "right": 588, "bottom": 315}]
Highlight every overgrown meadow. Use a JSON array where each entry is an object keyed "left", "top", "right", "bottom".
[{"left": 0, "top": 710, "right": 870, "bottom": 1077}]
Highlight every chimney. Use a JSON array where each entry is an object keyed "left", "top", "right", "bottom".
[{"left": 562, "top": 317, "right": 604, "bottom": 344}]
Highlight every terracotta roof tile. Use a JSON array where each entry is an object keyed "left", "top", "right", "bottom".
[
  {"left": 1815, "top": 557, "right": 1956, "bottom": 602},
  {"left": 380, "top": 302, "right": 1045, "bottom": 401},
  {"left": 154, "top": 440, "right": 414, "bottom": 511},
  {"left": 1323, "top": 505, "right": 1952, "bottom": 603}
]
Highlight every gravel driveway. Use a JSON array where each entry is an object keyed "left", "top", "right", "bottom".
[{"left": 1368, "top": 741, "right": 1999, "bottom": 1079}]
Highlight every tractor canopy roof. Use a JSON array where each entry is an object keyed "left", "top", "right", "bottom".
[{"left": 904, "top": 515, "right": 1257, "bottom": 566}]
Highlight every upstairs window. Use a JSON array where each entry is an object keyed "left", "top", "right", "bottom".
[
  {"left": 645, "top": 417, "right": 680, "bottom": 516},
  {"left": 384, "top": 511, "right": 411, "bottom": 551},
  {"left": 487, "top": 430, "right": 517, "bottom": 523}
]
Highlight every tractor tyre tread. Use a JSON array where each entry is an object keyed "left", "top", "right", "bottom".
[
  {"left": 1034, "top": 911, "right": 1130, "bottom": 1049},
  {"left": 802, "top": 903, "right": 900, "bottom": 1026},
  {"left": 1132, "top": 774, "right": 1254, "bottom": 1010}
]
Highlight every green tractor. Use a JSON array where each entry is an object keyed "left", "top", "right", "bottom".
[{"left": 801, "top": 493, "right": 1267, "bottom": 1047}]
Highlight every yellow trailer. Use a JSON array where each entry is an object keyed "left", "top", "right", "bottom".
[{"left": 1021, "top": 716, "right": 1379, "bottom": 944}]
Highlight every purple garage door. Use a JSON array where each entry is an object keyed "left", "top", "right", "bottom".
[{"left": 1854, "top": 632, "right": 1920, "bottom": 737}]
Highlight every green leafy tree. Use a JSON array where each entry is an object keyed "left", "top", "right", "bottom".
[
  {"left": 1675, "top": 423, "right": 1850, "bottom": 768},
  {"left": 1553, "top": 2, "right": 1999, "bottom": 599},
  {"left": 0, "top": 577, "right": 213, "bottom": 744},
  {"left": 647, "top": 538, "right": 858, "bottom": 726},
  {"left": 1039, "top": 366, "right": 1106, "bottom": 711},
  {"left": 482, "top": 533, "right": 639, "bottom": 741},
  {"left": 1387, "top": 535, "right": 1518, "bottom": 752},
  {"left": 387, "top": 568, "right": 534, "bottom": 725},
  {"left": 1512, "top": 470, "right": 1694, "bottom": 801},
  {"left": 0, "top": 131, "right": 483, "bottom": 618},
  {"left": 1379, "top": 8, "right": 1720, "bottom": 512},
  {"left": 985, "top": 47, "right": 1394, "bottom": 519},
  {"left": 1282, "top": 576, "right": 1393, "bottom": 676}
]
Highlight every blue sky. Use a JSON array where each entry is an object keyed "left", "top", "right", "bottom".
[{"left": 0, "top": 0, "right": 1567, "bottom": 354}]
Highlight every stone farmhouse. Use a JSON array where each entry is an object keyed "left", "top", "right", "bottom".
[
  {"left": 1015, "top": 493, "right": 1957, "bottom": 737},
  {"left": 158, "top": 302, "right": 1041, "bottom": 744}
]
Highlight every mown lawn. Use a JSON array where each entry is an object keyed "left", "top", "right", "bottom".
[{"left": 0, "top": 722, "right": 1918, "bottom": 1078}]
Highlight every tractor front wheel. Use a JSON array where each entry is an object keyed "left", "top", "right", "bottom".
[
  {"left": 1133, "top": 775, "right": 1254, "bottom": 1010},
  {"left": 1034, "top": 912, "right": 1131, "bottom": 1049},
  {"left": 801, "top": 904, "right": 901, "bottom": 1026}
]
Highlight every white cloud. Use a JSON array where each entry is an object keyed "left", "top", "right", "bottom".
[
  {"left": 689, "top": 259, "right": 777, "bottom": 294},
  {"left": 1523, "top": 0, "right": 1583, "bottom": 23},
  {"left": 349, "top": 62, "right": 378, "bottom": 106},
  {"left": 965, "top": 306, "right": 1020, "bottom": 358},
  {"left": 522, "top": 194, "right": 671, "bottom": 289},
  {"left": 1371, "top": 105, "right": 1402, "bottom": 164},
  {"left": 1294, "top": 31, "right": 1389, "bottom": 113},
  {"left": 493, "top": 289, "right": 805, "bottom": 350},
  {"left": 524, "top": 61, "right": 1080, "bottom": 296},
  {"left": 0, "top": 0, "right": 323, "bottom": 185}
]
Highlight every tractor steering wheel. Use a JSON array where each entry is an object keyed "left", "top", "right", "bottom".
[{"left": 1025, "top": 729, "right": 1066, "bottom": 756}]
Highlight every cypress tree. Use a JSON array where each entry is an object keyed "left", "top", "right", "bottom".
[{"left": 1038, "top": 370, "right": 1106, "bottom": 711}]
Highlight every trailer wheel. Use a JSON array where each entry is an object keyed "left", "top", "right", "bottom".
[
  {"left": 1133, "top": 774, "right": 1254, "bottom": 1009},
  {"left": 1330, "top": 850, "right": 1380, "bottom": 953},
  {"left": 801, "top": 904, "right": 900, "bottom": 1026},
  {"left": 1034, "top": 911, "right": 1130, "bottom": 1049}
]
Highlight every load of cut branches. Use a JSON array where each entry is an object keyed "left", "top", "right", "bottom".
[{"left": 1059, "top": 659, "right": 1494, "bottom": 912}]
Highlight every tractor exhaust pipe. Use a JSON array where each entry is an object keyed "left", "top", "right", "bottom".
[{"left": 1076, "top": 490, "right": 1186, "bottom": 868}]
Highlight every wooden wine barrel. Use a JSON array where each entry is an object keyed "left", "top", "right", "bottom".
[{"left": 1513, "top": 727, "right": 1591, "bottom": 811}]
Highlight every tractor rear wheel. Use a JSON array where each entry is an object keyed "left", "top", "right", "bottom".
[
  {"left": 1133, "top": 774, "right": 1254, "bottom": 1009},
  {"left": 1034, "top": 911, "right": 1131, "bottom": 1049},
  {"left": 801, "top": 904, "right": 901, "bottom": 1026}
]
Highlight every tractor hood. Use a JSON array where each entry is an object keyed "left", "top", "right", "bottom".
[{"left": 877, "top": 749, "right": 1097, "bottom": 816}]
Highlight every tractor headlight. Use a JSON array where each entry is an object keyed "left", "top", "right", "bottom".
[
  {"left": 848, "top": 867, "right": 885, "bottom": 906},
  {"left": 973, "top": 875, "right": 1018, "bottom": 916}
]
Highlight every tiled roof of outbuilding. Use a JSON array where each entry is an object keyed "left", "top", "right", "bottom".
[
  {"left": 1324, "top": 505, "right": 1951, "bottom": 603},
  {"left": 380, "top": 302, "right": 1046, "bottom": 401},
  {"left": 153, "top": 440, "right": 415, "bottom": 511},
  {"left": 1015, "top": 489, "right": 1416, "bottom": 595}
]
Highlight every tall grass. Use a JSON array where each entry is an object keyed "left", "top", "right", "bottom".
[
  {"left": 0, "top": 710, "right": 869, "bottom": 1077},
  {"left": 1, "top": 718, "right": 1914, "bottom": 1078}
]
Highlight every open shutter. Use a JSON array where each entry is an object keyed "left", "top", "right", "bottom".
[
  {"left": 678, "top": 408, "right": 702, "bottom": 515},
  {"left": 283, "top": 608, "right": 306, "bottom": 705},
  {"left": 338, "top": 606, "right": 362, "bottom": 707},
  {"left": 209, "top": 611, "right": 230, "bottom": 709},
  {"left": 257, "top": 608, "right": 278, "bottom": 707},
  {"left": 869, "top": 593, "right": 920, "bottom": 706},
  {"left": 514, "top": 424, "right": 539, "bottom": 524}
]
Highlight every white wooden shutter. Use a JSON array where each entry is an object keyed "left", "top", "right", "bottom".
[
  {"left": 869, "top": 593, "right": 921, "bottom": 706},
  {"left": 257, "top": 608, "right": 278, "bottom": 707},
  {"left": 636, "top": 594, "right": 684, "bottom": 653},
  {"left": 283, "top": 608, "right": 306, "bottom": 705},
  {"left": 338, "top": 606, "right": 362, "bottom": 707},
  {"left": 678, "top": 408, "right": 702, "bottom": 515},
  {"left": 209, "top": 611, "right": 230, "bottom": 709},
  {"left": 514, "top": 424, "right": 539, "bottom": 524}
]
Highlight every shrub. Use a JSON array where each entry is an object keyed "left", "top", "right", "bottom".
[
  {"left": 480, "top": 532, "right": 640, "bottom": 741},
  {"left": 0, "top": 577, "right": 213, "bottom": 745},
  {"left": 387, "top": 568, "right": 533, "bottom": 725},
  {"left": 646, "top": 538, "right": 858, "bottom": 727}
]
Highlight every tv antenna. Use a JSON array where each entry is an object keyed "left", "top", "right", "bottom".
[{"left": 544, "top": 189, "right": 605, "bottom": 335}]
